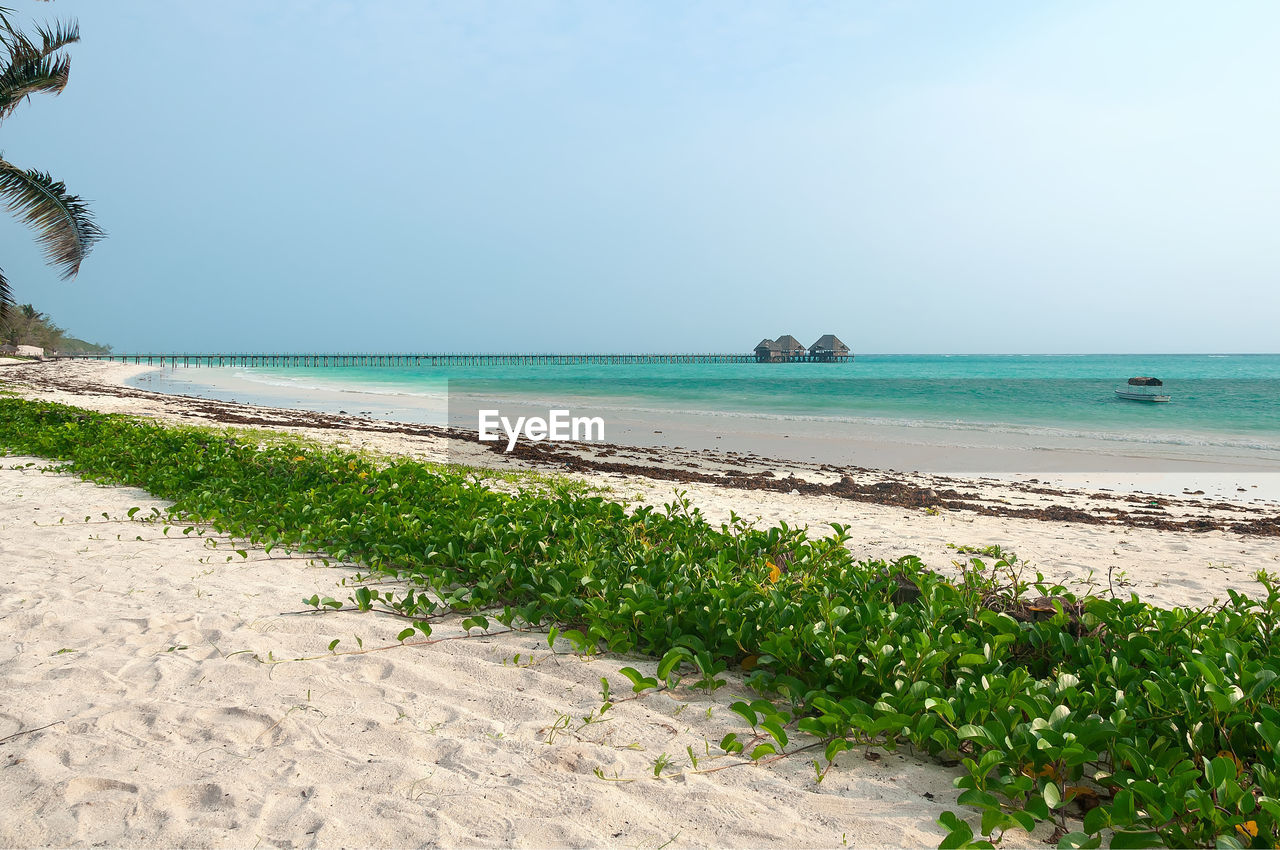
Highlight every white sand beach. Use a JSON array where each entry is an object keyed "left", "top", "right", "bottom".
[
  {"left": 1, "top": 457, "right": 961, "bottom": 848},
  {"left": 2, "top": 360, "right": 1280, "bottom": 847}
]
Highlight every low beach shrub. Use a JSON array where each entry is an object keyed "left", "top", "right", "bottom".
[{"left": 2, "top": 397, "right": 1279, "bottom": 848}]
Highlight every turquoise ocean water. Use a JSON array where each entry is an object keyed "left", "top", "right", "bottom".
[{"left": 220, "top": 354, "right": 1280, "bottom": 453}]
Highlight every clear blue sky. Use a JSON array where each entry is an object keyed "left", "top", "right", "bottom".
[{"left": 3, "top": 1, "right": 1278, "bottom": 353}]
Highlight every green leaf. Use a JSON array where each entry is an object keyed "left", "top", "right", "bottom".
[
  {"left": 1024, "top": 796, "right": 1050, "bottom": 821},
  {"left": 1082, "top": 805, "right": 1109, "bottom": 835},
  {"left": 1112, "top": 789, "right": 1136, "bottom": 825},
  {"left": 1207, "top": 755, "right": 1236, "bottom": 789},
  {"left": 618, "top": 666, "right": 658, "bottom": 692},
  {"left": 979, "top": 806, "right": 1006, "bottom": 837},
  {"left": 657, "top": 646, "right": 691, "bottom": 680},
  {"left": 824, "top": 738, "right": 850, "bottom": 763},
  {"left": 729, "top": 701, "right": 758, "bottom": 729},
  {"left": 1005, "top": 810, "right": 1036, "bottom": 833},
  {"left": 396, "top": 627, "right": 415, "bottom": 641},
  {"left": 760, "top": 719, "right": 789, "bottom": 749},
  {"left": 924, "top": 697, "right": 956, "bottom": 722},
  {"left": 1248, "top": 668, "right": 1278, "bottom": 701},
  {"left": 561, "top": 629, "right": 589, "bottom": 652},
  {"left": 797, "top": 717, "right": 827, "bottom": 737},
  {"left": 937, "top": 811, "right": 974, "bottom": 850},
  {"left": 958, "top": 789, "right": 1001, "bottom": 809}
]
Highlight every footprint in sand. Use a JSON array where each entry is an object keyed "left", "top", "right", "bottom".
[
  {"left": 356, "top": 657, "right": 397, "bottom": 681},
  {"left": 190, "top": 705, "right": 286, "bottom": 746},
  {"left": 159, "top": 782, "right": 232, "bottom": 812},
  {"left": 65, "top": 776, "right": 138, "bottom": 803}
]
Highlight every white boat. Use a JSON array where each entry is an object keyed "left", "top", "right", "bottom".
[{"left": 1115, "top": 376, "right": 1171, "bottom": 403}]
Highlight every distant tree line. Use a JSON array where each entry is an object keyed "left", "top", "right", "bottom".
[{"left": 1, "top": 303, "right": 110, "bottom": 353}]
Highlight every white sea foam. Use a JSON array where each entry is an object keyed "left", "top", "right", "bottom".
[{"left": 228, "top": 369, "right": 445, "bottom": 399}]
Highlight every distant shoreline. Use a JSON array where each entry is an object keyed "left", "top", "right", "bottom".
[
  {"left": 4, "top": 357, "right": 1279, "bottom": 510},
  {"left": 46, "top": 350, "right": 1280, "bottom": 357}
]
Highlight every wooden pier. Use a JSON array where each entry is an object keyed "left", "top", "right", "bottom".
[{"left": 53, "top": 352, "right": 852, "bottom": 367}]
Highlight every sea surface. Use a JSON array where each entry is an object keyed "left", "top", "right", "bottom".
[{"left": 131, "top": 354, "right": 1280, "bottom": 476}]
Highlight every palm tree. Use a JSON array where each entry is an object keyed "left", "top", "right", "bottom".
[
  {"left": 0, "top": 4, "right": 103, "bottom": 319},
  {"left": 0, "top": 301, "right": 61, "bottom": 348}
]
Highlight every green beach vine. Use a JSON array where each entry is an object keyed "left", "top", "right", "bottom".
[{"left": 2, "top": 397, "right": 1279, "bottom": 848}]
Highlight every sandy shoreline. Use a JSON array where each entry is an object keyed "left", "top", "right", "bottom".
[
  {"left": 0, "top": 458, "right": 958, "bottom": 848},
  {"left": 2, "top": 360, "right": 1280, "bottom": 847},
  {"left": 5, "top": 360, "right": 1280, "bottom": 608}
]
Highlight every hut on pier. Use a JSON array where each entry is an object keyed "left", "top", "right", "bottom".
[
  {"left": 773, "top": 335, "right": 807, "bottom": 359},
  {"left": 809, "top": 334, "right": 850, "bottom": 361},
  {"left": 754, "top": 339, "right": 782, "bottom": 362}
]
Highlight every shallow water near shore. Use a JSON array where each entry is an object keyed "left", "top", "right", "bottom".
[{"left": 128, "top": 354, "right": 1280, "bottom": 488}]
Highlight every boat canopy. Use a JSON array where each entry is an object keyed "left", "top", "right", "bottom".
[{"left": 1128, "top": 376, "right": 1163, "bottom": 386}]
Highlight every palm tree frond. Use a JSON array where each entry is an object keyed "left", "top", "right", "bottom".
[
  {"left": 0, "top": 159, "right": 104, "bottom": 280},
  {"left": 0, "top": 15, "right": 78, "bottom": 120},
  {"left": 33, "top": 20, "right": 80, "bottom": 58},
  {"left": 0, "top": 51, "right": 70, "bottom": 118},
  {"left": 0, "top": 265, "right": 11, "bottom": 319}
]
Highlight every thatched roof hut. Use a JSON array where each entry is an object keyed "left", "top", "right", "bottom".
[
  {"left": 754, "top": 338, "right": 781, "bottom": 362},
  {"left": 773, "top": 335, "right": 806, "bottom": 357},
  {"left": 809, "top": 334, "right": 850, "bottom": 360}
]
